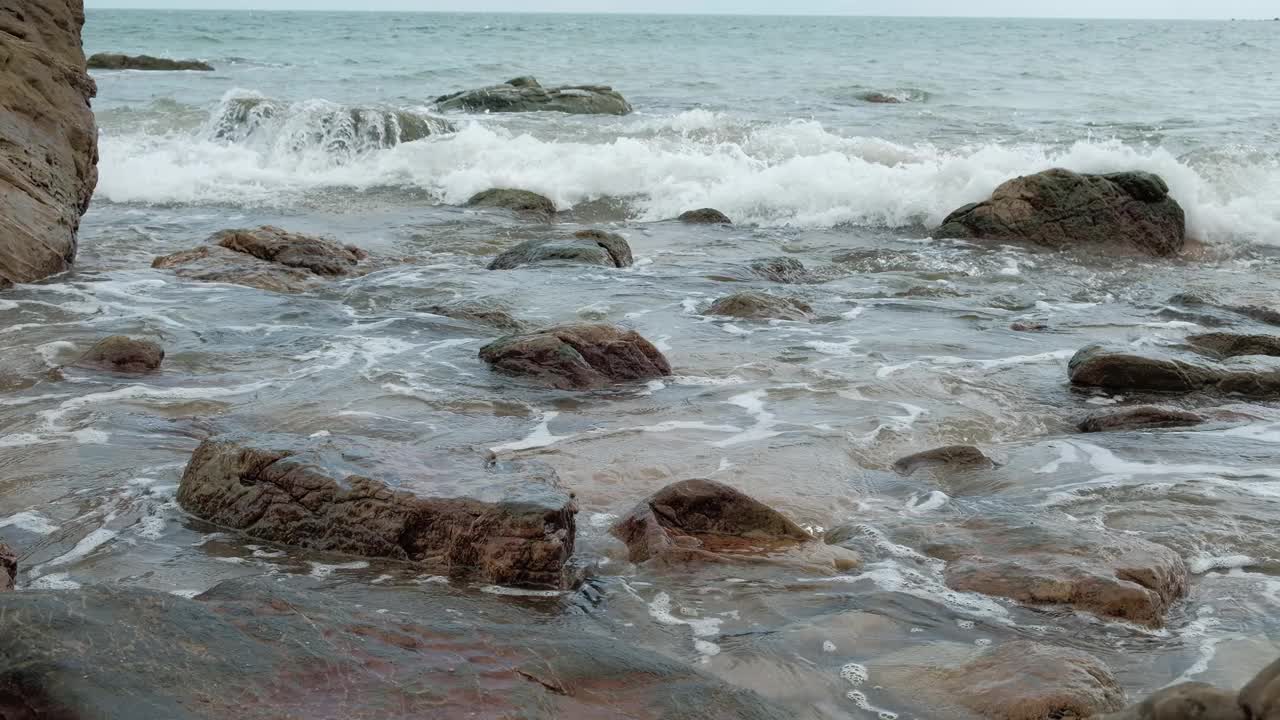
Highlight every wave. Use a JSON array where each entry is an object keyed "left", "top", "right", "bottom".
[{"left": 97, "top": 106, "right": 1280, "bottom": 243}]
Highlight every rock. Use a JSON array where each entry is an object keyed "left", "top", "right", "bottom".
[
  {"left": 176, "top": 434, "right": 577, "bottom": 588},
  {"left": 1078, "top": 406, "right": 1205, "bottom": 433},
  {"left": 892, "top": 445, "right": 994, "bottom": 475},
  {"left": 207, "top": 94, "right": 452, "bottom": 148},
  {"left": 1167, "top": 293, "right": 1280, "bottom": 327},
  {"left": 152, "top": 226, "right": 367, "bottom": 292},
  {"left": 1095, "top": 683, "right": 1244, "bottom": 720},
  {"left": 488, "top": 230, "right": 633, "bottom": 270},
  {"left": 87, "top": 53, "right": 213, "bottom": 71},
  {"left": 466, "top": 188, "right": 558, "bottom": 221},
  {"left": 0, "top": 543, "right": 14, "bottom": 592},
  {"left": 611, "top": 479, "right": 856, "bottom": 570},
  {"left": 1068, "top": 344, "right": 1280, "bottom": 398},
  {"left": 1011, "top": 321, "right": 1050, "bottom": 332},
  {"left": 0, "top": 0, "right": 98, "bottom": 285},
  {"left": 888, "top": 641, "right": 1126, "bottom": 720},
  {"left": 935, "top": 169, "right": 1186, "bottom": 256},
  {"left": 1187, "top": 333, "right": 1280, "bottom": 359},
  {"left": 855, "top": 89, "right": 929, "bottom": 104},
  {"left": 422, "top": 301, "right": 527, "bottom": 333},
  {"left": 73, "top": 336, "right": 164, "bottom": 373},
  {"left": 0, "top": 577, "right": 789, "bottom": 720},
  {"left": 436, "top": 76, "right": 632, "bottom": 115},
  {"left": 678, "top": 208, "right": 733, "bottom": 225},
  {"left": 705, "top": 292, "right": 814, "bottom": 321},
  {"left": 1240, "top": 658, "right": 1280, "bottom": 720},
  {"left": 478, "top": 323, "right": 672, "bottom": 390},
  {"left": 749, "top": 257, "right": 811, "bottom": 283}
]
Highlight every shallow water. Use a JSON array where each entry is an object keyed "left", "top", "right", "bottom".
[{"left": 3, "top": 9, "right": 1280, "bottom": 717}]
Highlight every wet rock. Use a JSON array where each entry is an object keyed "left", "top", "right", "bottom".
[
  {"left": 706, "top": 292, "right": 814, "bottom": 321},
  {"left": 892, "top": 445, "right": 994, "bottom": 475},
  {"left": 1078, "top": 406, "right": 1205, "bottom": 433},
  {"left": 422, "top": 301, "right": 527, "bottom": 333},
  {"left": 917, "top": 518, "right": 1188, "bottom": 627},
  {"left": 1166, "top": 293, "right": 1280, "bottom": 327},
  {"left": 879, "top": 641, "right": 1125, "bottom": 720},
  {"left": 478, "top": 323, "right": 672, "bottom": 390},
  {"left": 1240, "top": 657, "right": 1280, "bottom": 720},
  {"left": 749, "top": 257, "right": 811, "bottom": 283},
  {"left": 87, "top": 53, "right": 213, "bottom": 71},
  {"left": 466, "top": 188, "right": 558, "bottom": 221},
  {"left": 935, "top": 169, "right": 1186, "bottom": 257},
  {"left": 0, "top": 543, "right": 15, "bottom": 592},
  {"left": 611, "top": 479, "right": 856, "bottom": 570},
  {"left": 489, "top": 230, "right": 633, "bottom": 270},
  {"left": 0, "top": 0, "right": 98, "bottom": 285},
  {"left": 1096, "top": 683, "right": 1244, "bottom": 720},
  {"left": 1011, "top": 321, "right": 1050, "bottom": 332},
  {"left": 207, "top": 95, "right": 453, "bottom": 148},
  {"left": 678, "top": 208, "right": 733, "bottom": 225},
  {"left": 856, "top": 89, "right": 929, "bottom": 104},
  {"left": 73, "top": 336, "right": 165, "bottom": 373},
  {"left": 176, "top": 434, "right": 577, "bottom": 588},
  {"left": 152, "top": 226, "right": 367, "bottom": 292},
  {"left": 1187, "top": 333, "right": 1280, "bottom": 359},
  {"left": 1068, "top": 345, "right": 1280, "bottom": 398},
  {"left": 436, "top": 76, "right": 632, "bottom": 115},
  {"left": 0, "top": 577, "right": 789, "bottom": 720}
]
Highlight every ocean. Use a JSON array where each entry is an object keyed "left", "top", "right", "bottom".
[{"left": 2, "top": 9, "right": 1280, "bottom": 717}]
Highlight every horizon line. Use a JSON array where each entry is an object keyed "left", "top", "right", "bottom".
[{"left": 82, "top": 7, "right": 1280, "bottom": 21}]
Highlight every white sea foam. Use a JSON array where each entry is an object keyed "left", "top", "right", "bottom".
[
  {"left": 648, "top": 590, "right": 724, "bottom": 661},
  {"left": 490, "top": 411, "right": 573, "bottom": 452},
  {"left": 97, "top": 106, "right": 1280, "bottom": 244},
  {"left": 0, "top": 511, "right": 59, "bottom": 535},
  {"left": 307, "top": 560, "right": 370, "bottom": 578}
]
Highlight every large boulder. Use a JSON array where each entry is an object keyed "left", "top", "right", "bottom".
[
  {"left": 1068, "top": 344, "right": 1280, "bottom": 398},
  {"left": 152, "top": 226, "right": 368, "bottom": 292},
  {"left": 935, "top": 169, "right": 1186, "bottom": 256},
  {"left": 0, "top": 543, "right": 14, "bottom": 592},
  {"left": 489, "top": 230, "right": 633, "bottom": 270},
  {"left": 0, "top": 577, "right": 789, "bottom": 720},
  {"left": 73, "top": 336, "right": 164, "bottom": 373},
  {"left": 0, "top": 0, "right": 98, "bottom": 285},
  {"left": 466, "top": 188, "right": 557, "bottom": 221},
  {"left": 478, "top": 323, "right": 672, "bottom": 390},
  {"left": 436, "top": 76, "right": 632, "bottom": 115},
  {"left": 176, "top": 434, "right": 578, "bottom": 589},
  {"left": 87, "top": 53, "right": 213, "bottom": 71},
  {"left": 705, "top": 292, "right": 814, "bottom": 321}
]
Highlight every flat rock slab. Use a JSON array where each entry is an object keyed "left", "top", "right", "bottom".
[
  {"left": 1078, "top": 406, "right": 1205, "bottom": 433},
  {"left": 935, "top": 168, "right": 1185, "bottom": 257},
  {"left": 489, "top": 230, "right": 633, "bottom": 269},
  {"left": 88, "top": 53, "right": 213, "bottom": 71},
  {"left": 152, "top": 226, "right": 369, "bottom": 292},
  {"left": 1069, "top": 344, "right": 1280, "bottom": 398},
  {"left": 479, "top": 323, "right": 672, "bottom": 390},
  {"left": 0, "top": 577, "right": 788, "bottom": 720},
  {"left": 436, "top": 76, "right": 632, "bottom": 115},
  {"left": 0, "top": 0, "right": 98, "bottom": 284},
  {"left": 706, "top": 292, "right": 814, "bottom": 321},
  {"left": 873, "top": 641, "right": 1125, "bottom": 720},
  {"left": 73, "top": 336, "right": 164, "bottom": 373},
  {"left": 176, "top": 434, "right": 577, "bottom": 588}
]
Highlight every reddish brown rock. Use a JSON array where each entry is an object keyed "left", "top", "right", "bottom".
[
  {"left": 1068, "top": 345, "right": 1280, "bottom": 398},
  {"left": 1095, "top": 683, "right": 1244, "bottom": 720},
  {"left": 176, "top": 434, "right": 577, "bottom": 589},
  {"left": 152, "top": 226, "right": 367, "bottom": 292},
  {"left": 0, "top": 0, "right": 99, "bottom": 285},
  {"left": 611, "top": 479, "right": 857, "bottom": 570},
  {"left": 939, "top": 642, "right": 1126, "bottom": 720},
  {"left": 936, "top": 169, "right": 1185, "bottom": 257},
  {"left": 1078, "top": 406, "right": 1205, "bottom": 433},
  {"left": 478, "top": 323, "right": 672, "bottom": 390},
  {"left": 73, "top": 335, "right": 164, "bottom": 373},
  {"left": 0, "top": 543, "right": 15, "bottom": 592}
]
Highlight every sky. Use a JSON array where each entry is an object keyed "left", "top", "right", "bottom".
[{"left": 81, "top": 0, "right": 1280, "bottom": 19}]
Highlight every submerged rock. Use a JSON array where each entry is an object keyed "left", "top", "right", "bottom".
[
  {"left": 176, "top": 434, "right": 577, "bottom": 588},
  {"left": 749, "top": 257, "right": 812, "bottom": 283},
  {"left": 678, "top": 208, "right": 733, "bottom": 225},
  {"left": 935, "top": 169, "right": 1186, "bottom": 256},
  {"left": 207, "top": 94, "right": 453, "bottom": 150},
  {"left": 1069, "top": 344, "right": 1280, "bottom": 398},
  {"left": 0, "top": 577, "right": 789, "bottom": 719},
  {"left": 0, "top": 543, "right": 14, "bottom": 592},
  {"left": 436, "top": 76, "right": 632, "bottom": 115},
  {"left": 1078, "top": 406, "right": 1205, "bottom": 433},
  {"left": 1240, "top": 658, "right": 1280, "bottom": 720},
  {"left": 422, "top": 301, "right": 528, "bottom": 333},
  {"left": 466, "top": 188, "right": 558, "bottom": 221},
  {"left": 87, "top": 53, "right": 213, "bottom": 71},
  {"left": 1096, "top": 683, "right": 1244, "bottom": 720},
  {"left": 1167, "top": 293, "right": 1280, "bottom": 327},
  {"left": 1187, "top": 332, "right": 1280, "bottom": 359},
  {"left": 611, "top": 479, "right": 857, "bottom": 570},
  {"left": 705, "top": 292, "right": 814, "bottom": 321},
  {"left": 0, "top": 0, "right": 98, "bottom": 285},
  {"left": 73, "top": 336, "right": 165, "bottom": 373},
  {"left": 892, "top": 445, "right": 994, "bottom": 475},
  {"left": 152, "top": 226, "right": 367, "bottom": 292},
  {"left": 489, "top": 230, "right": 633, "bottom": 270},
  {"left": 478, "top": 323, "right": 672, "bottom": 390}
]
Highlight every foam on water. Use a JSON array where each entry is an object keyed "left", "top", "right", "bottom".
[
  {"left": 647, "top": 591, "right": 724, "bottom": 661},
  {"left": 0, "top": 511, "right": 60, "bottom": 535}
]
